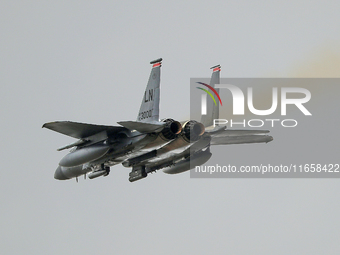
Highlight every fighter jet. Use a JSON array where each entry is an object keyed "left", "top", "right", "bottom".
[{"left": 43, "top": 58, "right": 273, "bottom": 182}]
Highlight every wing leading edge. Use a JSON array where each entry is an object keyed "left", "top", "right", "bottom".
[
  {"left": 211, "top": 134, "right": 273, "bottom": 145},
  {"left": 42, "top": 121, "right": 128, "bottom": 139}
]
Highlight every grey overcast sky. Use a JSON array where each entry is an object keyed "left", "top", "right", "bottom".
[{"left": 1, "top": 1, "right": 340, "bottom": 254}]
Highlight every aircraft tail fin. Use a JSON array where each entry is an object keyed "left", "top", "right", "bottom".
[
  {"left": 137, "top": 58, "right": 162, "bottom": 123},
  {"left": 200, "top": 65, "right": 221, "bottom": 127}
]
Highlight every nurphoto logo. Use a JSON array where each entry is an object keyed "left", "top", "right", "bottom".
[{"left": 198, "top": 83, "right": 312, "bottom": 128}]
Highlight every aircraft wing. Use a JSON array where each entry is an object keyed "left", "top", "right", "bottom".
[
  {"left": 211, "top": 134, "right": 273, "bottom": 145},
  {"left": 212, "top": 129, "right": 270, "bottom": 137},
  {"left": 42, "top": 121, "right": 128, "bottom": 139},
  {"left": 117, "top": 121, "right": 165, "bottom": 133}
]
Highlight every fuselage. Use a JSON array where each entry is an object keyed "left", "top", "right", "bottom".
[{"left": 54, "top": 120, "right": 206, "bottom": 180}]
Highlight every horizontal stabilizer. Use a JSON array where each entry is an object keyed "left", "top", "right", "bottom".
[
  {"left": 211, "top": 135, "right": 273, "bottom": 145},
  {"left": 212, "top": 129, "right": 270, "bottom": 137},
  {"left": 117, "top": 121, "right": 165, "bottom": 133},
  {"left": 42, "top": 121, "right": 127, "bottom": 139}
]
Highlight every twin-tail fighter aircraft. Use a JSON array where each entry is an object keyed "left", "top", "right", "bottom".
[{"left": 43, "top": 58, "right": 273, "bottom": 182}]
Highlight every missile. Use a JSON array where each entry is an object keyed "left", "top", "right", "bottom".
[
  {"left": 59, "top": 144, "right": 110, "bottom": 167},
  {"left": 129, "top": 166, "right": 147, "bottom": 182},
  {"left": 122, "top": 150, "right": 157, "bottom": 167},
  {"left": 88, "top": 170, "right": 107, "bottom": 179}
]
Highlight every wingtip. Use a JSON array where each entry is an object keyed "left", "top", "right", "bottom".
[
  {"left": 42, "top": 121, "right": 57, "bottom": 129},
  {"left": 266, "top": 136, "right": 274, "bottom": 143}
]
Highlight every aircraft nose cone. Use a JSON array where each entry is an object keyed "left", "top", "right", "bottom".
[{"left": 54, "top": 166, "right": 68, "bottom": 180}]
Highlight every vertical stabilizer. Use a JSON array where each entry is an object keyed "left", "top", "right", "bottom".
[
  {"left": 200, "top": 65, "right": 221, "bottom": 127},
  {"left": 137, "top": 58, "right": 162, "bottom": 123}
]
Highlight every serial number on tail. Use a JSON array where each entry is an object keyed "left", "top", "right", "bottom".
[{"left": 139, "top": 109, "right": 153, "bottom": 120}]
